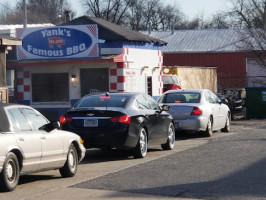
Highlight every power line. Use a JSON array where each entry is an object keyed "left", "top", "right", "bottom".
[
  {"left": 0, "top": 1, "right": 30, "bottom": 24},
  {"left": 0, "top": 2, "right": 18, "bottom": 14}
]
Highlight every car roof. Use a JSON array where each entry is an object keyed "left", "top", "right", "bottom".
[
  {"left": 82, "top": 92, "right": 144, "bottom": 98},
  {"left": 163, "top": 89, "right": 209, "bottom": 94}
]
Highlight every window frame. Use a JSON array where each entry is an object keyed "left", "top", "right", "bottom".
[{"left": 31, "top": 73, "right": 70, "bottom": 104}]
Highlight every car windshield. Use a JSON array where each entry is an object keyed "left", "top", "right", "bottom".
[
  {"left": 159, "top": 92, "right": 200, "bottom": 103},
  {"left": 75, "top": 95, "right": 129, "bottom": 108}
]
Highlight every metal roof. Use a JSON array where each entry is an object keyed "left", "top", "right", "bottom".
[
  {"left": 0, "top": 24, "right": 54, "bottom": 30},
  {"left": 61, "top": 16, "right": 167, "bottom": 45},
  {"left": 142, "top": 29, "right": 246, "bottom": 53}
]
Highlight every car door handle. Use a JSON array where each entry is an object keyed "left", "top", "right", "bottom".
[
  {"left": 41, "top": 136, "right": 46, "bottom": 140},
  {"left": 18, "top": 137, "right": 24, "bottom": 142}
]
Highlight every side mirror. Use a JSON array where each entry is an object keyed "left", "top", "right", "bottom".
[
  {"left": 42, "top": 121, "right": 59, "bottom": 132},
  {"left": 161, "top": 105, "right": 170, "bottom": 111},
  {"left": 220, "top": 98, "right": 228, "bottom": 104}
]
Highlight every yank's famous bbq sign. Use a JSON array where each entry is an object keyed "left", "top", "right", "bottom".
[{"left": 16, "top": 25, "right": 99, "bottom": 60}]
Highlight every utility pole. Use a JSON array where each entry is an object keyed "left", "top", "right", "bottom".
[{"left": 23, "top": 0, "right": 27, "bottom": 28}]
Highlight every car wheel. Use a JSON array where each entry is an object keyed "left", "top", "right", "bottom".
[
  {"left": 0, "top": 152, "right": 20, "bottom": 192},
  {"left": 161, "top": 122, "right": 175, "bottom": 150},
  {"left": 59, "top": 144, "right": 78, "bottom": 177},
  {"left": 133, "top": 128, "right": 148, "bottom": 159},
  {"left": 221, "top": 113, "right": 231, "bottom": 132},
  {"left": 204, "top": 117, "right": 213, "bottom": 137}
]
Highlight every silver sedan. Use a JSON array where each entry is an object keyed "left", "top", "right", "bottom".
[
  {"left": 158, "top": 89, "right": 231, "bottom": 136},
  {"left": 0, "top": 103, "right": 86, "bottom": 192}
]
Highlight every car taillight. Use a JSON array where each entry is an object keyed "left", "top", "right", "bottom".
[
  {"left": 59, "top": 116, "right": 73, "bottom": 124},
  {"left": 191, "top": 107, "right": 202, "bottom": 116},
  {"left": 110, "top": 115, "right": 131, "bottom": 124}
]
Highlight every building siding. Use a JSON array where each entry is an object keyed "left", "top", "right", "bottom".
[{"left": 164, "top": 52, "right": 248, "bottom": 90}]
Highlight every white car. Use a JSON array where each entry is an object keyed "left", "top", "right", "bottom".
[
  {"left": 158, "top": 89, "right": 231, "bottom": 136},
  {"left": 0, "top": 103, "right": 86, "bottom": 192}
]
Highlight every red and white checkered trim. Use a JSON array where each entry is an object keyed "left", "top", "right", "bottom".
[
  {"left": 109, "top": 65, "right": 125, "bottom": 92},
  {"left": 109, "top": 48, "right": 133, "bottom": 92},
  {"left": 158, "top": 50, "right": 163, "bottom": 68},
  {"left": 17, "top": 70, "right": 31, "bottom": 100}
]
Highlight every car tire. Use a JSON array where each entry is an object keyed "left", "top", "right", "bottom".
[
  {"left": 59, "top": 144, "right": 78, "bottom": 177},
  {"left": 204, "top": 117, "right": 213, "bottom": 137},
  {"left": 221, "top": 113, "right": 231, "bottom": 132},
  {"left": 0, "top": 152, "right": 20, "bottom": 192},
  {"left": 161, "top": 122, "right": 175, "bottom": 150},
  {"left": 133, "top": 128, "right": 148, "bottom": 159}
]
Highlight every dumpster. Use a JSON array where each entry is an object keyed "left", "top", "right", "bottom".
[{"left": 245, "top": 87, "right": 266, "bottom": 119}]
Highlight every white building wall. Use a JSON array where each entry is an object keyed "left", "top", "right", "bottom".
[{"left": 123, "top": 48, "right": 163, "bottom": 96}]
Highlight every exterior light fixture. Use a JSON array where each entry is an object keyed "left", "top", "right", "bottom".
[
  {"left": 142, "top": 66, "right": 150, "bottom": 73},
  {"left": 163, "top": 67, "right": 170, "bottom": 73},
  {"left": 71, "top": 74, "right": 76, "bottom": 82},
  {"left": 153, "top": 67, "right": 160, "bottom": 73}
]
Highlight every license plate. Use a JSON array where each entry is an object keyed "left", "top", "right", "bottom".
[
  {"left": 174, "top": 122, "right": 179, "bottom": 128},
  {"left": 84, "top": 119, "right": 98, "bottom": 127}
]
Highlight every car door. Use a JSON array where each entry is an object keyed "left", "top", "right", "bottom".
[
  {"left": 6, "top": 108, "right": 42, "bottom": 173},
  {"left": 144, "top": 94, "right": 169, "bottom": 143},
  {"left": 135, "top": 95, "right": 157, "bottom": 140},
  {"left": 204, "top": 91, "right": 221, "bottom": 129},
  {"left": 205, "top": 91, "right": 224, "bottom": 129},
  {"left": 210, "top": 91, "right": 227, "bottom": 128},
  {"left": 22, "top": 108, "right": 65, "bottom": 169}
]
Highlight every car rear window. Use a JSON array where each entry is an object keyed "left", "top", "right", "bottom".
[
  {"left": 75, "top": 95, "right": 129, "bottom": 108},
  {"left": 159, "top": 92, "right": 200, "bottom": 103}
]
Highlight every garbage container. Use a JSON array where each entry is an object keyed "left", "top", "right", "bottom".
[{"left": 245, "top": 87, "right": 266, "bottom": 119}]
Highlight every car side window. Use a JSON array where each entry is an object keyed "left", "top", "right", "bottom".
[
  {"left": 135, "top": 95, "right": 150, "bottom": 110},
  {"left": 22, "top": 108, "right": 48, "bottom": 130},
  {"left": 144, "top": 95, "right": 160, "bottom": 110},
  {"left": 204, "top": 91, "right": 215, "bottom": 103},
  {"left": 210, "top": 91, "right": 220, "bottom": 104},
  {"left": 7, "top": 108, "right": 32, "bottom": 131},
  {"left": 6, "top": 110, "right": 20, "bottom": 132}
]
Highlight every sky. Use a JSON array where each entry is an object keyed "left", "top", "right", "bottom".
[
  {"left": 71, "top": 0, "right": 232, "bottom": 20},
  {"left": 1, "top": 0, "right": 232, "bottom": 20},
  {"left": 171, "top": 0, "right": 232, "bottom": 19}
]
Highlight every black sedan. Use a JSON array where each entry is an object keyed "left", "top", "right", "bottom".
[{"left": 60, "top": 92, "right": 175, "bottom": 158}]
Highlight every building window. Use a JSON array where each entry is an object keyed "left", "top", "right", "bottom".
[{"left": 32, "top": 73, "right": 69, "bottom": 103}]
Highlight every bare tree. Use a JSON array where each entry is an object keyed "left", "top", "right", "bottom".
[
  {"left": 0, "top": 0, "right": 73, "bottom": 25},
  {"left": 0, "top": 1, "right": 15, "bottom": 24},
  {"left": 83, "top": 0, "right": 184, "bottom": 30},
  {"left": 228, "top": 0, "right": 266, "bottom": 69},
  {"left": 84, "top": 0, "right": 133, "bottom": 25}
]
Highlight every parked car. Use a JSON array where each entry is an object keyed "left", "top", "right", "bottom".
[
  {"left": 60, "top": 92, "right": 175, "bottom": 158},
  {"left": 162, "top": 74, "right": 181, "bottom": 92},
  {"left": 0, "top": 103, "right": 86, "bottom": 192},
  {"left": 157, "top": 89, "right": 231, "bottom": 137}
]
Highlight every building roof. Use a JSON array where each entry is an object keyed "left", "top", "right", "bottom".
[
  {"left": 142, "top": 29, "right": 246, "bottom": 53},
  {"left": 0, "top": 24, "right": 55, "bottom": 38},
  {"left": 61, "top": 16, "right": 167, "bottom": 45},
  {"left": 0, "top": 24, "right": 54, "bottom": 30},
  {"left": 0, "top": 34, "right": 21, "bottom": 46}
]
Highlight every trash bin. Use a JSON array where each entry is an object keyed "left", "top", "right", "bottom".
[{"left": 245, "top": 87, "right": 266, "bottom": 119}]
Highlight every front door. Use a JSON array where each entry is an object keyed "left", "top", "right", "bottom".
[{"left": 80, "top": 68, "right": 109, "bottom": 96}]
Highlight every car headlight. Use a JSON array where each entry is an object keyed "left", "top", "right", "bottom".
[{"left": 79, "top": 138, "right": 84, "bottom": 144}]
